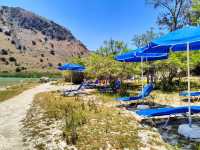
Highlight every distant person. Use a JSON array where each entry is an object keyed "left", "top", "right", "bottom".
[
  {"left": 113, "top": 78, "right": 121, "bottom": 92},
  {"left": 95, "top": 79, "right": 99, "bottom": 84}
]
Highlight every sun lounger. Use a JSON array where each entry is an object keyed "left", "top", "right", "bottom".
[
  {"left": 180, "top": 91, "right": 200, "bottom": 101},
  {"left": 134, "top": 106, "right": 200, "bottom": 127},
  {"left": 63, "top": 83, "right": 85, "bottom": 96},
  {"left": 115, "top": 83, "right": 154, "bottom": 101},
  {"left": 99, "top": 86, "right": 113, "bottom": 93},
  {"left": 180, "top": 91, "right": 200, "bottom": 97},
  {"left": 136, "top": 106, "right": 200, "bottom": 117},
  {"left": 84, "top": 82, "right": 99, "bottom": 89},
  {"left": 64, "top": 83, "right": 84, "bottom": 92}
]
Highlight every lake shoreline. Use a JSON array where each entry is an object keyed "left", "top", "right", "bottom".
[
  {"left": 0, "top": 77, "right": 40, "bottom": 88},
  {"left": 0, "top": 72, "right": 62, "bottom": 78}
]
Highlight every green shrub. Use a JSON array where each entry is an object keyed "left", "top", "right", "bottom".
[
  {"left": 64, "top": 72, "right": 84, "bottom": 84},
  {"left": 193, "top": 143, "right": 200, "bottom": 150},
  {"left": 64, "top": 101, "right": 87, "bottom": 144},
  {"left": 155, "top": 80, "right": 200, "bottom": 92},
  {"left": 72, "top": 72, "right": 84, "bottom": 84},
  {"left": 109, "top": 81, "right": 129, "bottom": 96},
  {"left": 9, "top": 57, "right": 16, "bottom": 62}
]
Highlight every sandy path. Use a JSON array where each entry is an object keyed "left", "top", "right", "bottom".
[{"left": 0, "top": 83, "right": 69, "bottom": 150}]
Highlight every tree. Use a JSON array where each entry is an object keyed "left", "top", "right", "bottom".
[
  {"left": 97, "top": 39, "right": 127, "bottom": 56},
  {"left": 69, "top": 39, "right": 137, "bottom": 80},
  {"left": 146, "top": 0, "right": 191, "bottom": 31},
  {"left": 131, "top": 26, "right": 200, "bottom": 90},
  {"left": 132, "top": 28, "right": 162, "bottom": 83},
  {"left": 132, "top": 27, "right": 161, "bottom": 48},
  {"left": 153, "top": 52, "right": 185, "bottom": 91},
  {"left": 153, "top": 51, "right": 200, "bottom": 91},
  {"left": 191, "top": 0, "right": 200, "bottom": 25},
  {"left": 71, "top": 53, "right": 139, "bottom": 80},
  {"left": 115, "top": 41, "right": 128, "bottom": 53}
]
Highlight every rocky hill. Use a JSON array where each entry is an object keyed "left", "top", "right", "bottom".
[{"left": 0, "top": 6, "right": 88, "bottom": 73}]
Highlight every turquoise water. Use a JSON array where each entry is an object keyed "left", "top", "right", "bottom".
[{"left": 0, "top": 77, "right": 39, "bottom": 87}]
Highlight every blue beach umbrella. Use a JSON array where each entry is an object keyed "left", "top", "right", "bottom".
[
  {"left": 58, "top": 63, "right": 85, "bottom": 85},
  {"left": 115, "top": 48, "right": 168, "bottom": 62},
  {"left": 58, "top": 63, "right": 85, "bottom": 71},
  {"left": 142, "top": 26, "right": 200, "bottom": 126},
  {"left": 115, "top": 48, "right": 168, "bottom": 99}
]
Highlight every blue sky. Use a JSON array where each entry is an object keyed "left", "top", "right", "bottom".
[{"left": 0, "top": 0, "right": 159, "bottom": 50}]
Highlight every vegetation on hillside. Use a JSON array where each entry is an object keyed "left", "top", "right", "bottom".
[{"left": 0, "top": 6, "right": 88, "bottom": 74}]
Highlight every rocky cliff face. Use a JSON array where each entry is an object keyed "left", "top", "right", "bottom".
[{"left": 0, "top": 6, "right": 88, "bottom": 73}]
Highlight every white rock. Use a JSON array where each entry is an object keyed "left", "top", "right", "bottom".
[
  {"left": 138, "top": 131, "right": 149, "bottom": 144},
  {"left": 137, "top": 105, "right": 150, "bottom": 110},
  {"left": 58, "top": 141, "right": 66, "bottom": 150},
  {"left": 178, "top": 124, "right": 200, "bottom": 139}
]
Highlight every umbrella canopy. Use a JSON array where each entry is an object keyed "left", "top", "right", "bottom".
[
  {"left": 58, "top": 64, "right": 85, "bottom": 89},
  {"left": 143, "top": 26, "right": 200, "bottom": 53},
  {"left": 115, "top": 48, "right": 168, "bottom": 62},
  {"left": 115, "top": 48, "right": 168, "bottom": 99},
  {"left": 142, "top": 26, "right": 200, "bottom": 127},
  {"left": 58, "top": 63, "right": 85, "bottom": 72}
]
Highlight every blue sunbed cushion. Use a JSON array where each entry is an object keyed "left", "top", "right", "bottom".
[
  {"left": 136, "top": 106, "right": 200, "bottom": 117},
  {"left": 114, "top": 83, "right": 154, "bottom": 102},
  {"left": 191, "top": 106, "right": 200, "bottom": 113},
  {"left": 180, "top": 91, "right": 200, "bottom": 97},
  {"left": 115, "top": 95, "right": 142, "bottom": 101}
]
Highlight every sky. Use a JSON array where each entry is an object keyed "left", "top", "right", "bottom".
[{"left": 0, "top": 0, "right": 159, "bottom": 50}]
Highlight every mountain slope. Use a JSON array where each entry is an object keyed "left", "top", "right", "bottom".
[{"left": 0, "top": 6, "right": 88, "bottom": 73}]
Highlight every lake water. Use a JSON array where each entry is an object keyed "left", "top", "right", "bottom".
[{"left": 0, "top": 77, "right": 39, "bottom": 88}]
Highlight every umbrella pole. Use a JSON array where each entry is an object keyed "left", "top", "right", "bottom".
[
  {"left": 187, "top": 42, "right": 192, "bottom": 127},
  {"left": 141, "top": 57, "right": 144, "bottom": 99},
  {"left": 71, "top": 72, "right": 73, "bottom": 90}
]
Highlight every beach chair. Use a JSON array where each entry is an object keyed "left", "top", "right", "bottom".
[
  {"left": 84, "top": 80, "right": 99, "bottom": 89},
  {"left": 180, "top": 91, "right": 200, "bottom": 100},
  {"left": 135, "top": 106, "right": 200, "bottom": 127},
  {"left": 99, "top": 80, "right": 122, "bottom": 93},
  {"left": 63, "top": 83, "right": 85, "bottom": 96},
  {"left": 99, "top": 85, "right": 113, "bottom": 93},
  {"left": 115, "top": 83, "right": 154, "bottom": 101}
]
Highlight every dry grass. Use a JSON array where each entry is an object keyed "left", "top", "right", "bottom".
[
  {"left": 34, "top": 92, "right": 139, "bottom": 149},
  {"left": 150, "top": 89, "right": 200, "bottom": 107},
  {"left": 0, "top": 81, "right": 38, "bottom": 102},
  {"left": 32, "top": 92, "right": 174, "bottom": 150}
]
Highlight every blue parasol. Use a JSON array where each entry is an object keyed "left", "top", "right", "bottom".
[
  {"left": 115, "top": 48, "right": 168, "bottom": 99},
  {"left": 58, "top": 63, "right": 85, "bottom": 72},
  {"left": 58, "top": 63, "right": 85, "bottom": 87},
  {"left": 142, "top": 26, "right": 200, "bottom": 126}
]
